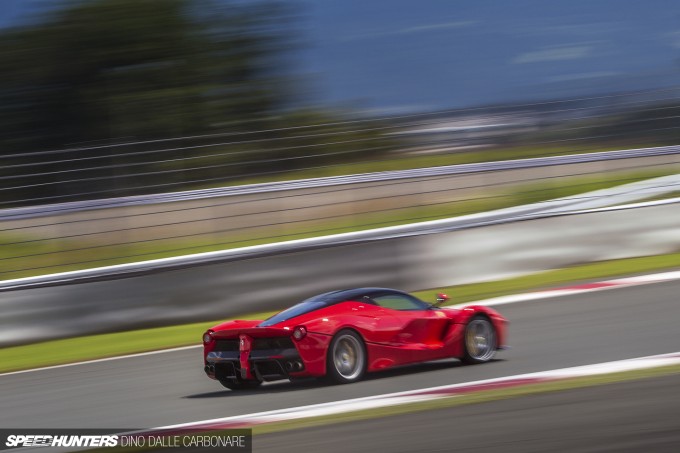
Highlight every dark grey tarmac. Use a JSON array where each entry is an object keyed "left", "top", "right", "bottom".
[{"left": 256, "top": 373, "right": 680, "bottom": 453}]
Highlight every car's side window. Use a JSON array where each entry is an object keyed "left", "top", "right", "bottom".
[{"left": 372, "top": 294, "right": 424, "bottom": 311}]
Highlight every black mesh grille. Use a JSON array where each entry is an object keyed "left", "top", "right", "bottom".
[
  {"left": 213, "top": 339, "right": 239, "bottom": 352},
  {"left": 253, "top": 337, "right": 294, "bottom": 350}
]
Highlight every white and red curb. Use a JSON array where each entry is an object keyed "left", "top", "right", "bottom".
[
  {"left": 150, "top": 351, "right": 680, "bottom": 433},
  {"left": 457, "top": 270, "right": 680, "bottom": 309}
]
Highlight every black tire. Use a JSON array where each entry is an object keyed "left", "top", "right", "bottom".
[
  {"left": 462, "top": 315, "right": 497, "bottom": 364},
  {"left": 219, "top": 379, "right": 262, "bottom": 391},
  {"left": 326, "top": 329, "right": 367, "bottom": 384}
]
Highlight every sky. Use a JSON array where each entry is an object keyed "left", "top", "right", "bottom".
[{"left": 2, "top": 0, "right": 680, "bottom": 112}]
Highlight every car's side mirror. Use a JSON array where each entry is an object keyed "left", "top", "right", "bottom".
[{"left": 434, "top": 293, "right": 450, "bottom": 306}]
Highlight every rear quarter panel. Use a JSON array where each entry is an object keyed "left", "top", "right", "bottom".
[{"left": 283, "top": 301, "right": 397, "bottom": 343}]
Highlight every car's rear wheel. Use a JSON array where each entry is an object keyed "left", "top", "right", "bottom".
[
  {"left": 219, "top": 378, "right": 262, "bottom": 391},
  {"left": 462, "top": 315, "right": 497, "bottom": 364},
  {"left": 326, "top": 329, "right": 367, "bottom": 384}
]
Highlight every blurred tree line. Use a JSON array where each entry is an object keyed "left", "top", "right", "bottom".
[{"left": 0, "top": 0, "right": 396, "bottom": 206}]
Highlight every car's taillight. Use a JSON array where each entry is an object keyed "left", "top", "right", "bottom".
[
  {"left": 292, "top": 326, "right": 307, "bottom": 341},
  {"left": 203, "top": 330, "right": 214, "bottom": 344}
]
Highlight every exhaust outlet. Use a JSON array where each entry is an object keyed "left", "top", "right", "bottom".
[
  {"left": 294, "top": 361, "right": 303, "bottom": 371},
  {"left": 285, "top": 362, "right": 294, "bottom": 371}
]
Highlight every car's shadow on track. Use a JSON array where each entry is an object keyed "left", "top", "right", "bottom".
[{"left": 183, "top": 358, "right": 505, "bottom": 399}]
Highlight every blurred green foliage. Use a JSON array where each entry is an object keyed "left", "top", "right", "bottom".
[
  {"left": 0, "top": 0, "right": 397, "bottom": 205},
  {"left": 0, "top": 0, "right": 289, "bottom": 148}
]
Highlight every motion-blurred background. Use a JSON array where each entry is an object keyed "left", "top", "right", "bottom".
[
  {"left": 1, "top": 2, "right": 680, "bottom": 449},
  {"left": 1, "top": 0, "right": 679, "bottom": 282}
]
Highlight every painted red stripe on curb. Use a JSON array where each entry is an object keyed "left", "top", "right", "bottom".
[
  {"left": 416, "top": 377, "right": 552, "bottom": 396},
  {"left": 558, "top": 282, "right": 620, "bottom": 291}
]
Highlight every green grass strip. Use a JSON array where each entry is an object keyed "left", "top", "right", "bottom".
[{"left": 0, "top": 252, "right": 678, "bottom": 374}]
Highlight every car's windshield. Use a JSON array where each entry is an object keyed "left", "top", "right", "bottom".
[{"left": 258, "top": 300, "right": 327, "bottom": 326}]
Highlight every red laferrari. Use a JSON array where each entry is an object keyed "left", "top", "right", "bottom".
[{"left": 202, "top": 287, "right": 507, "bottom": 390}]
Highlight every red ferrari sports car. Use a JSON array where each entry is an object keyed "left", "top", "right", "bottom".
[{"left": 202, "top": 287, "right": 507, "bottom": 390}]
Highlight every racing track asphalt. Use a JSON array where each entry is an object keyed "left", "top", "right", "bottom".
[
  {"left": 1, "top": 280, "right": 679, "bottom": 430},
  {"left": 255, "top": 372, "right": 680, "bottom": 453}
]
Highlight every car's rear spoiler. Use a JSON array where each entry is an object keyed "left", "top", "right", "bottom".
[{"left": 211, "top": 326, "right": 292, "bottom": 339}]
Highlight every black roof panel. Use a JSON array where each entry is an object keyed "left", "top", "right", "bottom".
[
  {"left": 306, "top": 287, "right": 400, "bottom": 304},
  {"left": 258, "top": 287, "right": 417, "bottom": 327}
]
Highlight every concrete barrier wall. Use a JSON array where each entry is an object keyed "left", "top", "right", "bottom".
[{"left": 1, "top": 201, "right": 678, "bottom": 346}]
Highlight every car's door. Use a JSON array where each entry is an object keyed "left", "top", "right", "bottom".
[{"left": 369, "top": 292, "right": 449, "bottom": 348}]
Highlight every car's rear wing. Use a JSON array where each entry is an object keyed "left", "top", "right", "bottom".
[{"left": 211, "top": 326, "right": 292, "bottom": 339}]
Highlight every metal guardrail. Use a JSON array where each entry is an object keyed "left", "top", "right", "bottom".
[
  {"left": 2, "top": 145, "right": 679, "bottom": 221},
  {"left": 1, "top": 174, "right": 679, "bottom": 292}
]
